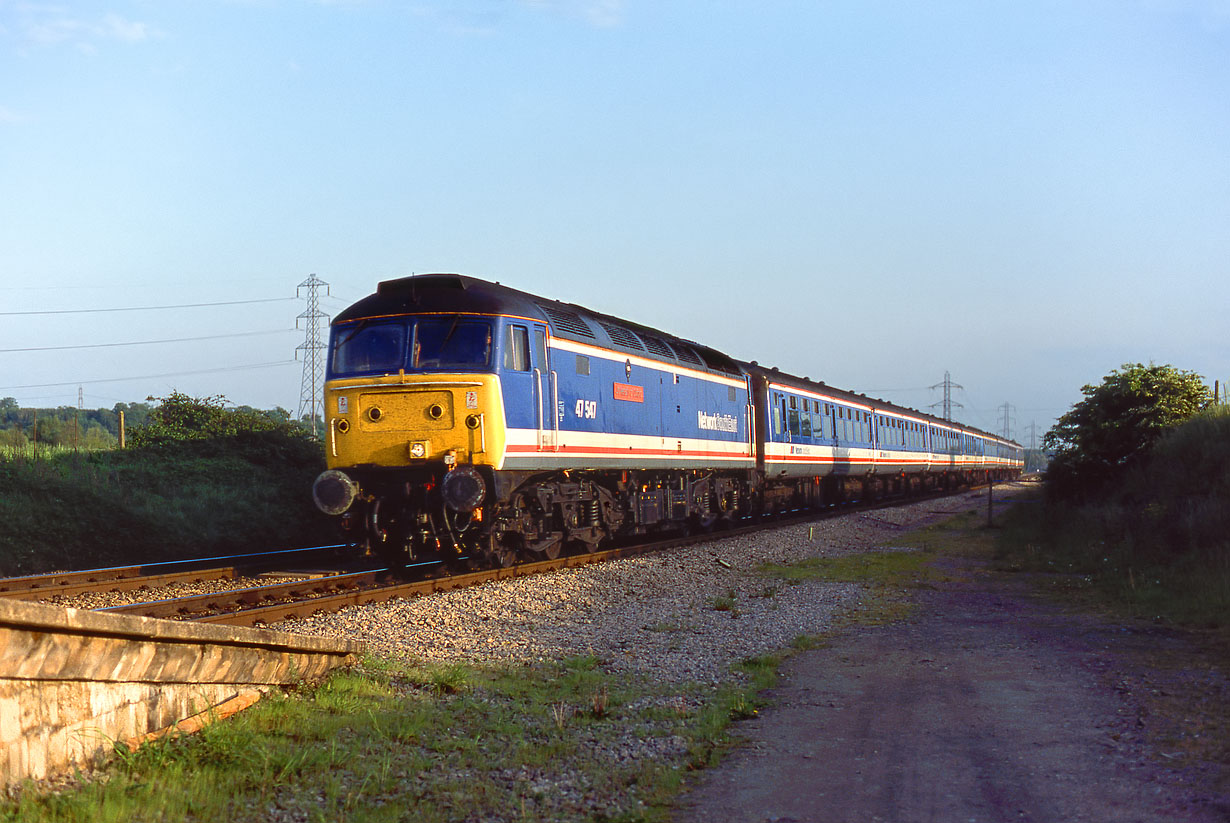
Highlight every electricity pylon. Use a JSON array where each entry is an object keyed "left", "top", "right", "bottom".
[{"left": 296, "top": 274, "right": 330, "bottom": 436}]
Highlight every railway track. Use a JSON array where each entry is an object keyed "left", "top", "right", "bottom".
[
  {"left": 1, "top": 483, "right": 1003, "bottom": 628},
  {"left": 0, "top": 545, "right": 354, "bottom": 601}
]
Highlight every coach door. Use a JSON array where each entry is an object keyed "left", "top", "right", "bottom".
[{"left": 530, "top": 325, "right": 557, "bottom": 451}]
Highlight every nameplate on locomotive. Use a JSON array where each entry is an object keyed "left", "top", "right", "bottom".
[{"left": 613, "top": 383, "right": 644, "bottom": 403}]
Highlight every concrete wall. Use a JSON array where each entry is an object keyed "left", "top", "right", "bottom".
[{"left": 0, "top": 597, "right": 362, "bottom": 786}]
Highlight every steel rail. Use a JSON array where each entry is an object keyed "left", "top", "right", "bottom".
[
  {"left": 97, "top": 567, "right": 402, "bottom": 620},
  {"left": 0, "top": 545, "right": 353, "bottom": 600}
]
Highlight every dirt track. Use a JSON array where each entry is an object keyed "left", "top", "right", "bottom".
[{"left": 673, "top": 554, "right": 1230, "bottom": 823}]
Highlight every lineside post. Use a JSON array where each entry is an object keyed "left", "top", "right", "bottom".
[{"left": 987, "top": 476, "right": 994, "bottom": 528}]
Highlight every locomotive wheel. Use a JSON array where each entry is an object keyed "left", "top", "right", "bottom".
[
  {"left": 567, "top": 536, "right": 601, "bottom": 555},
  {"left": 524, "top": 534, "right": 564, "bottom": 560},
  {"left": 688, "top": 513, "right": 717, "bottom": 535},
  {"left": 489, "top": 536, "right": 520, "bottom": 569}
]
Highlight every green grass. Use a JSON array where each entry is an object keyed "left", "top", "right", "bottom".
[
  {"left": 754, "top": 514, "right": 980, "bottom": 626},
  {"left": 0, "top": 432, "right": 331, "bottom": 576},
  {"left": 993, "top": 494, "right": 1230, "bottom": 626},
  {"left": 0, "top": 651, "right": 786, "bottom": 823}
]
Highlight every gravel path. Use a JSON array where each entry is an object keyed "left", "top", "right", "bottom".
[{"left": 274, "top": 487, "right": 1021, "bottom": 684}]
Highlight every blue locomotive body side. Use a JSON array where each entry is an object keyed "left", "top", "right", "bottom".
[{"left": 498, "top": 331, "right": 753, "bottom": 472}]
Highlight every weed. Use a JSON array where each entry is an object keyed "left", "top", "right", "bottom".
[
  {"left": 590, "top": 684, "right": 610, "bottom": 718},
  {"left": 424, "top": 663, "right": 470, "bottom": 695},
  {"left": 550, "top": 701, "right": 572, "bottom": 730}
]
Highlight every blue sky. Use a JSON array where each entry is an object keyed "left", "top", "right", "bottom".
[{"left": 2, "top": 0, "right": 1227, "bottom": 441}]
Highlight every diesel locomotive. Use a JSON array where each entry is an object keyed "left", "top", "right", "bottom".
[{"left": 310, "top": 274, "right": 1023, "bottom": 567}]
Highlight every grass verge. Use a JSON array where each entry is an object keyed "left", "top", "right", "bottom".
[
  {"left": 991, "top": 487, "right": 1230, "bottom": 628},
  {"left": 756, "top": 506, "right": 996, "bottom": 627},
  {"left": 0, "top": 432, "right": 331, "bottom": 576},
  {"left": 1, "top": 652, "right": 785, "bottom": 823}
]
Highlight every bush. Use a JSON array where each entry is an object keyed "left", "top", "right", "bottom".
[
  {"left": 1005, "top": 407, "right": 1230, "bottom": 625},
  {"left": 130, "top": 392, "right": 314, "bottom": 448}
]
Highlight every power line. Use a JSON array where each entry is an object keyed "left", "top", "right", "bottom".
[
  {"left": 0, "top": 297, "right": 296, "bottom": 316},
  {"left": 0, "top": 361, "right": 296, "bottom": 391},
  {"left": 0, "top": 329, "right": 294, "bottom": 353}
]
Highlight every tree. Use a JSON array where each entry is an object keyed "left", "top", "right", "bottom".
[{"left": 1044, "top": 363, "right": 1209, "bottom": 497}]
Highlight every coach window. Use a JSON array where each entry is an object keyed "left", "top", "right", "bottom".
[
  {"left": 503, "top": 325, "right": 530, "bottom": 371},
  {"left": 800, "top": 406, "right": 812, "bottom": 438},
  {"left": 773, "top": 397, "right": 783, "bottom": 436},
  {"left": 787, "top": 398, "right": 801, "bottom": 437}
]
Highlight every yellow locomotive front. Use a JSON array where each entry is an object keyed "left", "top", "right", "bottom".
[{"left": 310, "top": 304, "right": 508, "bottom": 563}]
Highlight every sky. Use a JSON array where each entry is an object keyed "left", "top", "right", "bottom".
[{"left": 2, "top": 0, "right": 1227, "bottom": 443}]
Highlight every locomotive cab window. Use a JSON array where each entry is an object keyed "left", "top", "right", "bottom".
[
  {"left": 503, "top": 324, "right": 530, "bottom": 371},
  {"left": 414, "top": 317, "right": 492, "bottom": 369},
  {"left": 329, "top": 319, "right": 407, "bottom": 376}
]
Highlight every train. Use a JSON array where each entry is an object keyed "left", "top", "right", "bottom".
[{"left": 310, "top": 274, "right": 1024, "bottom": 566}]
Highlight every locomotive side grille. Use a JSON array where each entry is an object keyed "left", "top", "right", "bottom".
[
  {"left": 671, "top": 343, "right": 704, "bottom": 367},
  {"left": 639, "top": 334, "right": 677, "bottom": 360},
  {"left": 536, "top": 304, "right": 596, "bottom": 339},
  {"left": 596, "top": 320, "right": 646, "bottom": 352}
]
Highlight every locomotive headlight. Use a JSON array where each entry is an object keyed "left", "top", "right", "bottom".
[
  {"left": 409, "top": 441, "right": 429, "bottom": 459},
  {"left": 442, "top": 449, "right": 457, "bottom": 466},
  {"left": 312, "top": 470, "right": 359, "bottom": 515},
  {"left": 441, "top": 464, "right": 486, "bottom": 512}
]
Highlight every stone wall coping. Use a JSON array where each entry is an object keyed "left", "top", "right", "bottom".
[{"left": 0, "top": 596, "right": 362, "bottom": 658}]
